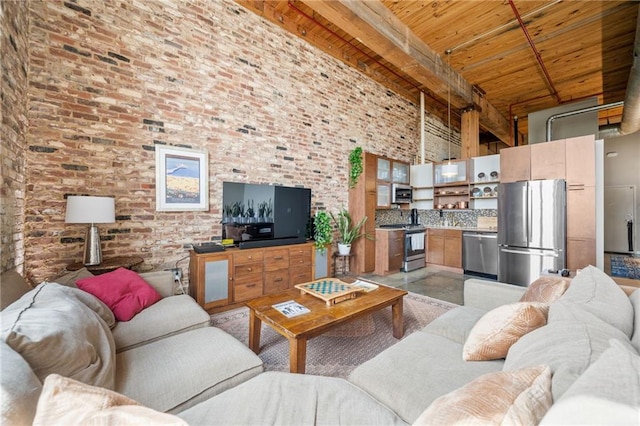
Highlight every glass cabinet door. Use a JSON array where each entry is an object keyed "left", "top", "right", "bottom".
[
  {"left": 377, "top": 158, "right": 390, "bottom": 181},
  {"left": 392, "top": 162, "right": 409, "bottom": 183},
  {"left": 377, "top": 183, "right": 391, "bottom": 208}
]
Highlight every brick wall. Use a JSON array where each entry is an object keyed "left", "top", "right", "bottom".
[
  {"left": 13, "top": 0, "right": 457, "bottom": 284},
  {"left": 1, "top": 0, "right": 30, "bottom": 274}
]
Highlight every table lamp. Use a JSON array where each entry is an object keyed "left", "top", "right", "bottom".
[{"left": 65, "top": 196, "right": 115, "bottom": 266}]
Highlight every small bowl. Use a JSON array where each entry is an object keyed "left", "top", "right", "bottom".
[
  {"left": 490, "top": 171, "right": 499, "bottom": 179},
  {"left": 436, "top": 204, "right": 444, "bottom": 210},
  {"left": 477, "top": 172, "right": 485, "bottom": 181},
  {"left": 471, "top": 187, "right": 482, "bottom": 197},
  {"left": 445, "top": 203, "right": 456, "bottom": 209},
  {"left": 483, "top": 187, "right": 493, "bottom": 197}
]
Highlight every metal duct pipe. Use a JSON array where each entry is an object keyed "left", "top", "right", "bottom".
[
  {"left": 620, "top": 8, "right": 640, "bottom": 135},
  {"left": 545, "top": 101, "right": 624, "bottom": 141}
]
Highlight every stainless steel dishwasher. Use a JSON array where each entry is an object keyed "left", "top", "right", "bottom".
[{"left": 463, "top": 231, "right": 498, "bottom": 278}]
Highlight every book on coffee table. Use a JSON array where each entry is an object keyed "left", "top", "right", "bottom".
[
  {"left": 272, "top": 300, "right": 310, "bottom": 318},
  {"left": 351, "top": 279, "right": 379, "bottom": 292}
]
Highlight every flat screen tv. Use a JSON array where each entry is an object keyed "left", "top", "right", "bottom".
[{"left": 222, "top": 182, "right": 311, "bottom": 248}]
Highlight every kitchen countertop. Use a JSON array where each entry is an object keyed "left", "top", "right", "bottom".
[{"left": 376, "top": 225, "right": 497, "bottom": 233}]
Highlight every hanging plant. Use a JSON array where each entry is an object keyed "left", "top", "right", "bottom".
[
  {"left": 348, "top": 146, "right": 363, "bottom": 189},
  {"left": 313, "top": 210, "right": 333, "bottom": 252}
]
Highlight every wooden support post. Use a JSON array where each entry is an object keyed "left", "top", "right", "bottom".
[{"left": 461, "top": 108, "right": 480, "bottom": 159}]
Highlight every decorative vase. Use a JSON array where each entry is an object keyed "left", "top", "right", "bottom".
[{"left": 337, "top": 243, "right": 351, "bottom": 255}]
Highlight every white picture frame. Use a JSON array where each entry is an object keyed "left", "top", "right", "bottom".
[{"left": 155, "top": 146, "right": 209, "bottom": 212}]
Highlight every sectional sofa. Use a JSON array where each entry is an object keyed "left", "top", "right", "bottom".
[{"left": 2, "top": 265, "right": 639, "bottom": 425}]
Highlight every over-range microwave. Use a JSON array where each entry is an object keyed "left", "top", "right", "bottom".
[{"left": 392, "top": 184, "right": 412, "bottom": 204}]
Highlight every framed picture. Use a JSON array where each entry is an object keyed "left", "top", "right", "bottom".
[{"left": 155, "top": 146, "right": 209, "bottom": 212}]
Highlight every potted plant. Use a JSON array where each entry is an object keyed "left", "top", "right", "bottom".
[
  {"left": 330, "top": 208, "right": 370, "bottom": 255},
  {"left": 313, "top": 210, "right": 333, "bottom": 253}
]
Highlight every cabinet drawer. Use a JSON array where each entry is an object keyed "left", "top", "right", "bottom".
[
  {"left": 264, "top": 248, "right": 289, "bottom": 271},
  {"left": 289, "top": 246, "right": 312, "bottom": 261},
  {"left": 234, "top": 262, "right": 263, "bottom": 285},
  {"left": 234, "top": 250, "right": 264, "bottom": 265},
  {"left": 233, "top": 282, "right": 262, "bottom": 302},
  {"left": 290, "top": 265, "right": 312, "bottom": 286},
  {"left": 264, "top": 270, "right": 289, "bottom": 293}
]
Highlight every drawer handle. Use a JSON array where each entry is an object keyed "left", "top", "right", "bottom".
[
  {"left": 247, "top": 267, "right": 252, "bottom": 272},
  {"left": 274, "top": 278, "right": 283, "bottom": 282},
  {"left": 274, "top": 256, "right": 284, "bottom": 260},
  {"left": 247, "top": 284, "right": 256, "bottom": 288}
]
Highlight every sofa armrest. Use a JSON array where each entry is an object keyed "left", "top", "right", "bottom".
[
  {"left": 139, "top": 271, "right": 175, "bottom": 298},
  {"left": 463, "top": 278, "right": 526, "bottom": 311}
]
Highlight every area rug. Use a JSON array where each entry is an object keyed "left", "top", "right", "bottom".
[
  {"left": 211, "top": 292, "right": 457, "bottom": 378},
  {"left": 610, "top": 255, "right": 640, "bottom": 279}
]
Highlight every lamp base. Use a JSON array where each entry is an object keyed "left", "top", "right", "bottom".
[{"left": 83, "top": 225, "right": 103, "bottom": 266}]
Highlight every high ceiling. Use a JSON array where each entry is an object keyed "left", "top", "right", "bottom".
[{"left": 236, "top": 0, "right": 638, "bottom": 148}]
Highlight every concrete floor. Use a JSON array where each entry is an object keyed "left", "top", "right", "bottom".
[{"left": 362, "top": 267, "right": 488, "bottom": 305}]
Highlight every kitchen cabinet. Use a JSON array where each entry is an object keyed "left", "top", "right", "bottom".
[
  {"left": 530, "top": 139, "right": 566, "bottom": 180},
  {"left": 189, "top": 242, "right": 315, "bottom": 312},
  {"left": 392, "top": 162, "right": 409, "bottom": 184},
  {"left": 499, "top": 145, "right": 530, "bottom": 183},
  {"left": 426, "top": 228, "right": 462, "bottom": 270},
  {"left": 349, "top": 152, "right": 378, "bottom": 274},
  {"left": 374, "top": 229, "right": 404, "bottom": 275},
  {"left": 566, "top": 135, "right": 595, "bottom": 186},
  {"left": 376, "top": 157, "right": 410, "bottom": 208},
  {"left": 567, "top": 238, "right": 597, "bottom": 271}
]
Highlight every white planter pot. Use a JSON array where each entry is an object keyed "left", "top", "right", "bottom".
[{"left": 337, "top": 243, "right": 351, "bottom": 255}]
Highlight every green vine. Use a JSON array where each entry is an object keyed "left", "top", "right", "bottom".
[
  {"left": 313, "top": 211, "right": 333, "bottom": 252},
  {"left": 349, "top": 146, "right": 363, "bottom": 189}
]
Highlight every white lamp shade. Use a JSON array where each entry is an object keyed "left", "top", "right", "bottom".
[
  {"left": 65, "top": 196, "right": 115, "bottom": 224},
  {"left": 441, "top": 163, "right": 458, "bottom": 177}
]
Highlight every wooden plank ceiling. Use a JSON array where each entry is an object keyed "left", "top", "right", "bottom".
[{"left": 237, "top": 0, "right": 638, "bottom": 148}]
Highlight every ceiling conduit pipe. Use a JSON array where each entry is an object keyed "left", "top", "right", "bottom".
[
  {"left": 620, "top": 7, "right": 640, "bottom": 136},
  {"left": 545, "top": 101, "right": 624, "bottom": 141}
]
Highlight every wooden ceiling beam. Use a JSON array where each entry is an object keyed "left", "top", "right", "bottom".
[{"left": 300, "top": 0, "right": 512, "bottom": 145}]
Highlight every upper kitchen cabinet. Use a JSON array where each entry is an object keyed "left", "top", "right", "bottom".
[
  {"left": 500, "top": 139, "right": 566, "bottom": 182},
  {"left": 410, "top": 163, "right": 433, "bottom": 210},
  {"left": 434, "top": 160, "right": 468, "bottom": 186},
  {"left": 530, "top": 139, "right": 566, "bottom": 180},
  {"left": 376, "top": 156, "right": 410, "bottom": 209},
  {"left": 392, "top": 162, "right": 410, "bottom": 184},
  {"left": 565, "top": 135, "right": 596, "bottom": 187}
]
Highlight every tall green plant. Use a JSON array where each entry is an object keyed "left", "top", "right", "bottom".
[
  {"left": 313, "top": 211, "right": 333, "bottom": 252},
  {"left": 330, "top": 208, "right": 370, "bottom": 245}
]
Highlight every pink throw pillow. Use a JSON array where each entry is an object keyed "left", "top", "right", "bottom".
[{"left": 76, "top": 268, "right": 161, "bottom": 321}]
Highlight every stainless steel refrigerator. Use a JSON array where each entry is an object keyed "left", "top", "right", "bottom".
[{"left": 498, "top": 179, "right": 566, "bottom": 286}]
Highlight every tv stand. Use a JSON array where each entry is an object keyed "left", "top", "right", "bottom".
[{"left": 189, "top": 242, "right": 315, "bottom": 313}]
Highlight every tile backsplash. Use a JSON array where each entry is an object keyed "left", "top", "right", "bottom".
[{"left": 376, "top": 208, "right": 497, "bottom": 229}]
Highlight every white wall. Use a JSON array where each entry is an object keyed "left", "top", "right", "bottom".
[{"left": 528, "top": 98, "right": 599, "bottom": 143}]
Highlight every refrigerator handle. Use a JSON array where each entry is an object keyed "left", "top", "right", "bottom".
[
  {"left": 525, "top": 183, "right": 532, "bottom": 245},
  {"left": 501, "top": 248, "right": 559, "bottom": 257}
]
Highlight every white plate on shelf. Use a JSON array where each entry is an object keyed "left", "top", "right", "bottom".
[{"left": 471, "top": 187, "right": 482, "bottom": 197}]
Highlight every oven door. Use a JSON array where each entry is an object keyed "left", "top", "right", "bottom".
[{"left": 403, "top": 231, "right": 426, "bottom": 271}]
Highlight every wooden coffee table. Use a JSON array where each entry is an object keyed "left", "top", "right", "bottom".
[{"left": 245, "top": 281, "right": 407, "bottom": 374}]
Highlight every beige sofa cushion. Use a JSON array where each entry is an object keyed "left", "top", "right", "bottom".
[
  {"left": 178, "top": 371, "right": 407, "bottom": 426},
  {"left": 112, "top": 294, "right": 211, "bottom": 352},
  {"left": 0, "top": 270, "right": 32, "bottom": 310},
  {"left": 422, "top": 306, "right": 486, "bottom": 344},
  {"left": 560, "top": 265, "right": 634, "bottom": 337},
  {"left": 541, "top": 395, "right": 640, "bottom": 425},
  {"left": 115, "top": 327, "right": 263, "bottom": 414},
  {"left": 630, "top": 289, "right": 640, "bottom": 352},
  {"left": 1, "top": 283, "right": 115, "bottom": 389},
  {"left": 463, "top": 302, "right": 548, "bottom": 361},
  {"left": 50, "top": 267, "right": 95, "bottom": 288},
  {"left": 520, "top": 276, "right": 569, "bottom": 303},
  {"left": 503, "top": 320, "right": 635, "bottom": 401},
  {"left": 349, "top": 331, "right": 504, "bottom": 424},
  {"left": 33, "top": 374, "right": 187, "bottom": 426},
  {"left": 557, "top": 339, "right": 640, "bottom": 407},
  {"left": 1, "top": 341, "right": 42, "bottom": 426},
  {"left": 414, "top": 366, "right": 552, "bottom": 426}
]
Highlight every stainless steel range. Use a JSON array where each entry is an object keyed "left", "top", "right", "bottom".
[{"left": 380, "top": 224, "right": 426, "bottom": 272}]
